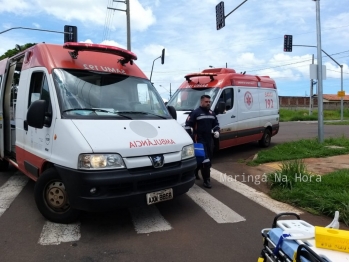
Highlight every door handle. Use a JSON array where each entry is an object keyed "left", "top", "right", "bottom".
[
  {"left": 24, "top": 120, "right": 28, "bottom": 131},
  {"left": 231, "top": 115, "right": 236, "bottom": 118}
]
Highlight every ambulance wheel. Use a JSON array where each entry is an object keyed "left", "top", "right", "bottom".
[
  {"left": 34, "top": 168, "right": 80, "bottom": 224},
  {"left": 0, "top": 159, "right": 9, "bottom": 171},
  {"left": 259, "top": 129, "right": 271, "bottom": 148}
]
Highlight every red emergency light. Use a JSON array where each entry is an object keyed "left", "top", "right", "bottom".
[
  {"left": 63, "top": 42, "right": 137, "bottom": 65},
  {"left": 185, "top": 73, "right": 217, "bottom": 82}
]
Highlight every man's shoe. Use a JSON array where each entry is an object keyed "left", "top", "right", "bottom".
[{"left": 203, "top": 180, "right": 212, "bottom": 188}]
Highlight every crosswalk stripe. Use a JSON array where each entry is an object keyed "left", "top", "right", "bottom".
[
  {"left": 129, "top": 205, "right": 172, "bottom": 234},
  {"left": 0, "top": 174, "right": 29, "bottom": 217},
  {"left": 210, "top": 168, "right": 302, "bottom": 214},
  {"left": 186, "top": 184, "right": 246, "bottom": 223},
  {"left": 38, "top": 221, "right": 81, "bottom": 245}
]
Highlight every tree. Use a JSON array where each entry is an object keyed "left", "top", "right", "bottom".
[{"left": 0, "top": 43, "right": 36, "bottom": 60}]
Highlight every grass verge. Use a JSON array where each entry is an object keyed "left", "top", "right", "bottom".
[
  {"left": 324, "top": 120, "right": 349, "bottom": 125},
  {"left": 248, "top": 136, "right": 349, "bottom": 165},
  {"left": 267, "top": 160, "right": 349, "bottom": 226},
  {"left": 280, "top": 108, "right": 349, "bottom": 122}
]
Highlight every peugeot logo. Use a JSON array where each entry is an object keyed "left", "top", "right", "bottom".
[{"left": 149, "top": 155, "right": 164, "bottom": 168}]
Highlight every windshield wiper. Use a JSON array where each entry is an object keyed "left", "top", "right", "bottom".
[
  {"left": 63, "top": 108, "right": 115, "bottom": 113},
  {"left": 117, "top": 111, "right": 168, "bottom": 119}
]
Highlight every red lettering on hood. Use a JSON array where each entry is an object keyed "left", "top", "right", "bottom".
[{"left": 129, "top": 139, "right": 176, "bottom": 148}]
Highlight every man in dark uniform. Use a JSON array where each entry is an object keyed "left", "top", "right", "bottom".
[{"left": 185, "top": 95, "right": 220, "bottom": 188}]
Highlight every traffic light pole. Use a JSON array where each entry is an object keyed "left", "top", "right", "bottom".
[
  {"left": 216, "top": 0, "right": 248, "bottom": 30},
  {"left": 0, "top": 27, "right": 72, "bottom": 36},
  {"left": 315, "top": 0, "right": 324, "bottom": 143}
]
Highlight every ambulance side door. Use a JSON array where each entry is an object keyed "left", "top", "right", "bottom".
[
  {"left": 23, "top": 69, "right": 55, "bottom": 179},
  {"left": 0, "top": 58, "right": 9, "bottom": 158},
  {"left": 215, "top": 87, "right": 237, "bottom": 148}
]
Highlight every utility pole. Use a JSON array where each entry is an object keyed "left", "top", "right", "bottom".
[
  {"left": 107, "top": 0, "right": 131, "bottom": 51},
  {"left": 309, "top": 54, "right": 314, "bottom": 116},
  {"left": 315, "top": 0, "right": 324, "bottom": 143},
  {"left": 170, "top": 83, "right": 172, "bottom": 98}
]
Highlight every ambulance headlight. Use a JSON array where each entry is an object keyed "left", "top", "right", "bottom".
[
  {"left": 78, "top": 154, "right": 125, "bottom": 170},
  {"left": 181, "top": 144, "right": 195, "bottom": 160}
]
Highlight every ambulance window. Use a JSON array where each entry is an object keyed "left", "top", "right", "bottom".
[
  {"left": 217, "top": 88, "right": 234, "bottom": 111},
  {"left": 28, "top": 72, "right": 52, "bottom": 114},
  {"left": 224, "top": 88, "right": 234, "bottom": 110},
  {"left": 137, "top": 84, "right": 149, "bottom": 104},
  {"left": 28, "top": 72, "right": 43, "bottom": 106}
]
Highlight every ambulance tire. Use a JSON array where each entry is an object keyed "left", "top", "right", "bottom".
[
  {"left": 259, "top": 129, "right": 271, "bottom": 148},
  {"left": 0, "top": 159, "right": 9, "bottom": 171},
  {"left": 34, "top": 168, "right": 80, "bottom": 224}
]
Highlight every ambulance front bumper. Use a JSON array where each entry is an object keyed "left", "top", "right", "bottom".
[{"left": 55, "top": 157, "right": 197, "bottom": 212}]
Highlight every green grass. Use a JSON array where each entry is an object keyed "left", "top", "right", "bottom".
[
  {"left": 249, "top": 136, "right": 349, "bottom": 165},
  {"left": 280, "top": 108, "right": 349, "bottom": 122},
  {"left": 248, "top": 133, "right": 349, "bottom": 225},
  {"left": 325, "top": 120, "right": 349, "bottom": 125},
  {"left": 267, "top": 162, "right": 349, "bottom": 226}
]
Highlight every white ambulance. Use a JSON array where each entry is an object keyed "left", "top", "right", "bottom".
[
  {"left": 0, "top": 42, "right": 196, "bottom": 223},
  {"left": 167, "top": 68, "right": 280, "bottom": 151}
]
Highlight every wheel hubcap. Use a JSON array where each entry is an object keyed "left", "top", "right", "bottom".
[{"left": 46, "top": 181, "right": 68, "bottom": 210}]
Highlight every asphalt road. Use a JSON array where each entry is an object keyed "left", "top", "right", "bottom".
[{"left": 0, "top": 121, "right": 347, "bottom": 262}]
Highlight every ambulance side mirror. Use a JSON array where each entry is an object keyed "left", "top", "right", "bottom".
[
  {"left": 215, "top": 101, "right": 226, "bottom": 115},
  {"left": 27, "top": 100, "right": 46, "bottom": 129},
  {"left": 166, "top": 105, "right": 177, "bottom": 120}
]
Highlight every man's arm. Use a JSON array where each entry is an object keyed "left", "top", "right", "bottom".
[
  {"left": 212, "top": 114, "right": 220, "bottom": 138},
  {"left": 212, "top": 114, "right": 220, "bottom": 132},
  {"left": 185, "top": 110, "right": 196, "bottom": 140}
]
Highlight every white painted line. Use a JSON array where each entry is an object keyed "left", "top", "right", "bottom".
[
  {"left": 186, "top": 184, "right": 246, "bottom": 224},
  {"left": 210, "top": 168, "right": 302, "bottom": 214},
  {"left": 38, "top": 221, "right": 81, "bottom": 245},
  {"left": 0, "top": 174, "right": 29, "bottom": 217},
  {"left": 129, "top": 205, "right": 172, "bottom": 234}
]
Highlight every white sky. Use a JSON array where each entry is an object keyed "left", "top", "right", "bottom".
[{"left": 1, "top": 0, "right": 348, "bottom": 99}]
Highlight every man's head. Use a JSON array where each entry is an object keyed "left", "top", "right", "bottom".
[{"left": 200, "top": 95, "right": 211, "bottom": 110}]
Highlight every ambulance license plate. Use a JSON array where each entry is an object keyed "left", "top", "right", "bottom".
[{"left": 146, "top": 188, "right": 173, "bottom": 205}]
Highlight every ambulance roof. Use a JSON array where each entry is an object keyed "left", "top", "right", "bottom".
[
  {"left": 17, "top": 43, "right": 147, "bottom": 79},
  {"left": 180, "top": 67, "right": 276, "bottom": 89}
]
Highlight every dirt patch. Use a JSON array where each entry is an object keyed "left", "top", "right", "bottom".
[
  {"left": 254, "top": 154, "right": 349, "bottom": 176},
  {"left": 237, "top": 154, "right": 349, "bottom": 194}
]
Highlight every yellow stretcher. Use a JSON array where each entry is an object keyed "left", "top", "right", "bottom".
[{"left": 257, "top": 212, "right": 349, "bottom": 262}]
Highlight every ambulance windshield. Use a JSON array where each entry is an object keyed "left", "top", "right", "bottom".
[
  {"left": 167, "top": 87, "right": 219, "bottom": 111},
  {"left": 52, "top": 69, "right": 171, "bottom": 119}
]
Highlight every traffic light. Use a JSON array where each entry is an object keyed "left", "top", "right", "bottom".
[
  {"left": 216, "top": 1, "right": 225, "bottom": 30},
  {"left": 284, "top": 35, "right": 293, "bottom": 52},
  {"left": 64, "top": 25, "right": 78, "bottom": 43},
  {"left": 161, "top": 48, "right": 165, "bottom": 64}
]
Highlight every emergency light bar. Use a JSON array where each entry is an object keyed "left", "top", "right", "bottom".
[
  {"left": 63, "top": 42, "right": 137, "bottom": 65},
  {"left": 185, "top": 73, "right": 217, "bottom": 82}
]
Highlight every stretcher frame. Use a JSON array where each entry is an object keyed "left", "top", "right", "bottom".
[{"left": 258, "top": 213, "right": 327, "bottom": 262}]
